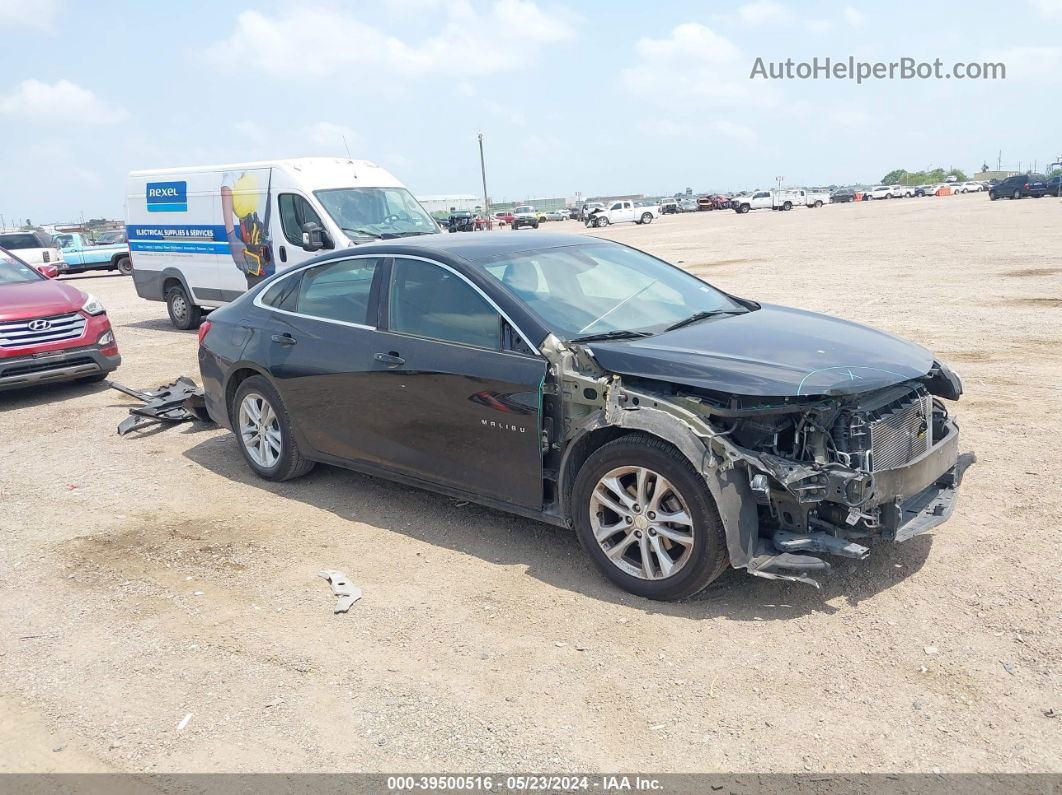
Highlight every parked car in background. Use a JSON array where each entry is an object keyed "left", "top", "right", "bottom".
[
  {"left": 493, "top": 211, "right": 514, "bottom": 226},
  {"left": 197, "top": 232, "right": 970, "bottom": 599},
  {"left": 94, "top": 229, "right": 127, "bottom": 245},
  {"left": 989, "top": 174, "right": 1048, "bottom": 200},
  {"left": 913, "top": 185, "right": 935, "bottom": 197},
  {"left": 585, "top": 199, "right": 658, "bottom": 227},
  {"left": 732, "top": 189, "right": 816, "bottom": 213},
  {"left": 678, "top": 198, "right": 699, "bottom": 212},
  {"left": 830, "top": 188, "right": 856, "bottom": 203},
  {"left": 0, "top": 245, "right": 120, "bottom": 390},
  {"left": 54, "top": 232, "right": 132, "bottom": 275},
  {"left": 444, "top": 211, "right": 479, "bottom": 233},
  {"left": 659, "top": 199, "right": 679, "bottom": 215},
  {"left": 868, "top": 185, "right": 901, "bottom": 200},
  {"left": 956, "top": 182, "right": 985, "bottom": 193},
  {"left": 801, "top": 188, "right": 829, "bottom": 208},
  {"left": 567, "top": 207, "right": 581, "bottom": 220},
  {"left": 511, "top": 206, "right": 539, "bottom": 230},
  {"left": 578, "top": 202, "right": 605, "bottom": 222},
  {"left": 541, "top": 209, "right": 567, "bottom": 222},
  {"left": 1045, "top": 175, "right": 1062, "bottom": 197},
  {"left": 0, "top": 230, "right": 64, "bottom": 270}
]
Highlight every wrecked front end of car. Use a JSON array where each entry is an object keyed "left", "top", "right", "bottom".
[{"left": 547, "top": 336, "right": 975, "bottom": 588}]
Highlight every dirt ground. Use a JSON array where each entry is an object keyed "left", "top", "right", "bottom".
[{"left": 1, "top": 193, "right": 1059, "bottom": 774}]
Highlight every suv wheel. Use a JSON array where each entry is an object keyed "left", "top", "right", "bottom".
[
  {"left": 1013, "top": 189, "right": 1022, "bottom": 200},
  {"left": 232, "top": 376, "right": 315, "bottom": 481},
  {"left": 572, "top": 434, "right": 729, "bottom": 600},
  {"left": 166, "top": 284, "right": 202, "bottom": 330}
]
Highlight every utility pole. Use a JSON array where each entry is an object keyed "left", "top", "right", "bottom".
[
  {"left": 478, "top": 133, "right": 490, "bottom": 228},
  {"left": 997, "top": 150, "right": 1002, "bottom": 171}
]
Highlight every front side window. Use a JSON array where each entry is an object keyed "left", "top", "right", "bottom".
[
  {"left": 481, "top": 242, "right": 746, "bottom": 340},
  {"left": 278, "top": 193, "right": 323, "bottom": 246},
  {"left": 389, "top": 258, "right": 500, "bottom": 349},
  {"left": 314, "top": 187, "right": 437, "bottom": 242},
  {"left": 295, "top": 257, "right": 381, "bottom": 326},
  {"left": 0, "top": 249, "right": 43, "bottom": 285}
]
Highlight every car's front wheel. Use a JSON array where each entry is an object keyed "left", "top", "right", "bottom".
[
  {"left": 232, "top": 376, "right": 315, "bottom": 481},
  {"left": 572, "top": 434, "right": 730, "bottom": 600}
]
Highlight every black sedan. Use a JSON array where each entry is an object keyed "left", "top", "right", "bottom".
[{"left": 198, "top": 233, "right": 972, "bottom": 600}]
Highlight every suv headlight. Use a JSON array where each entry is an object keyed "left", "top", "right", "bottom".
[{"left": 82, "top": 293, "right": 106, "bottom": 315}]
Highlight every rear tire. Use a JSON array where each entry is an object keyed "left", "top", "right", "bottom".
[
  {"left": 166, "top": 284, "right": 202, "bottom": 330},
  {"left": 115, "top": 256, "right": 133, "bottom": 276},
  {"left": 640, "top": 212, "right": 653, "bottom": 224},
  {"left": 232, "top": 376, "right": 315, "bottom": 482},
  {"left": 572, "top": 434, "right": 729, "bottom": 601}
]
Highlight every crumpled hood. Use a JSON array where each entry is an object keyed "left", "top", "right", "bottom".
[
  {"left": 0, "top": 279, "right": 85, "bottom": 322},
  {"left": 587, "top": 303, "right": 936, "bottom": 398}
]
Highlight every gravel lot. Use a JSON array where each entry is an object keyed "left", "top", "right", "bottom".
[{"left": 2, "top": 193, "right": 1059, "bottom": 774}]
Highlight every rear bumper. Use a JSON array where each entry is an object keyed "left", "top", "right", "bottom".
[{"left": 0, "top": 347, "right": 121, "bottom": 390}]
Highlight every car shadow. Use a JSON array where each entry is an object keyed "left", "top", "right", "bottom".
[
  {"left": 0, "top": 378, "right": 112, "bottom": 410},
  {"left": 57, "top": 272, "right": 125, "bottom": 281},
  {"left": 183, "top": 433, "right": 933, "bottom": 621},
  {"left": 118, "top": 318, "right": 192, "bottom": 334}
]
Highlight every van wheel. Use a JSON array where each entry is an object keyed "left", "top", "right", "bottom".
[
  {"left": 115, "top": 256, "right": 133, "bottom": 276},
  {"left": 572, "top": 434, "right": 729, "bottom": 600},
  {"left": 640, "top": 212, "right": 653, "bottom": 224},
  {"left": 166, "top": 284, "right": 202, "bottom": 330},
  {"left": 232, "top": 376, "right": 315, "bottom": 481}
]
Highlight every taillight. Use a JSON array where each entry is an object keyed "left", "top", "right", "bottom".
[
  {"left": 197, "top": 320, "right": 213, "bottom": 345},
  {"left": 43, "top": 251, "right": 50, "bottom": 263}
]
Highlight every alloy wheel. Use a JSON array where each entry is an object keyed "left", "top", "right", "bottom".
[
  {"left": 239, "top": 392, "right": 282, "bottom": 469},
  {"left": 589, "top": 466, "right": 695, "bottom": 580}
]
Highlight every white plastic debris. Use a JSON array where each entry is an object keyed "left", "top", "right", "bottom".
[
  {"left": 318, "top": 570, "right": 362, "bottom": 613},
  {"left": 177, "top": 713, "right": 192, "bottom": 732}
]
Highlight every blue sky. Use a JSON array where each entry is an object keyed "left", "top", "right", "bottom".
[{"left": 1, "top": 0, "right": 1060, "bottom": 223}]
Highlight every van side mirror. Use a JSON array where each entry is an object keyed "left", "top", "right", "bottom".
[{"left": 301, "top": 222, "right": 332, "bottom": 252}]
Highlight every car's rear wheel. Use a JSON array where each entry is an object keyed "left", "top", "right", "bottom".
[
  {"left": 640, "top": 212, "right": 653, "bottom": 224},
  {"left": 166, "top": 284, "right": 202, "bottom": 330},
  {"left": 572, "top": 434, "right": 729, "bottom": 600},
  {"left": 115, "top": 256, "right": 133, "bottom": 276},
  {"left": 233, "top": 376, "right": 314, "bottom": 481}
]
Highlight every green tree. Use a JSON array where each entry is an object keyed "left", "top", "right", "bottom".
[{"left": 881, "top": 169, "right": 909, "bottom": 184}]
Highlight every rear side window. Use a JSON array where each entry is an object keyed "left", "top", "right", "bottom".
[
  {"left": 297, "top": 257, "right": 381, "bottom": 326},
  {"left": 389, "top": 258, "right": 500, "bottom": 349},
  {"left": 260, "top": 273, "right": 302, "bottom": 312},
  {"left": 278, "top": 193, "right": 324, "bottom": 246}
]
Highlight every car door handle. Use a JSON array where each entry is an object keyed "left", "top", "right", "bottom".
[
  {"left": 374, "top": 352, "right": 405, "bottom": 366},
  {"left": 271, "top": 333, "right": 297, "bottom": 346}
]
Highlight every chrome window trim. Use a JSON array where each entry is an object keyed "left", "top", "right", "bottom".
[{"left": 387, "top": 254, "right": 541, "bottom": 356}]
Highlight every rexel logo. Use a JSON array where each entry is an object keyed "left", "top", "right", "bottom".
[{"left": 146, "top": 181, "right": 188, "bottom": 213}]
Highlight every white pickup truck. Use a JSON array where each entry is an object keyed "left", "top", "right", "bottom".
[
  {"left": 585, "top": 200, "right": 659, "bottom": 228},
  {"left": 732, "top": 188, "right": 829, "bottom": 214}
]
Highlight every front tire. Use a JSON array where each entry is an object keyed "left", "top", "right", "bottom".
[
  {"left": 166, "top": 284, "right": 202, "bottom": 330},
  {"left": 1013, "top": 189, "right": 1021, "bottom": 200},
  {"left": 572, "top": 434, "right": 729, "bottom": 601},
  {"left": 232, "top": 376, "right": 315, "bottom": 481}
]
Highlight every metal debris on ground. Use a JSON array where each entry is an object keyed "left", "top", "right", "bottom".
[
  {"left": 111, "top": 377, "right": 212, "bottom": 435},
  {"left": 318, "top": 570, "right": 362, "bottom": 613}
]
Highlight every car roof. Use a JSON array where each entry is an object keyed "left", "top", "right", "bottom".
[{"left": 315, "top": 231, "right": 605, "bottom": 266}]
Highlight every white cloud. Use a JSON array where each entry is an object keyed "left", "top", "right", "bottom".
[
  {"left": 304, "top": 121, "right": 359, "bottom": 150},
  {"left": 0, "top": 79, "right": 127, "bottom": 124},
  {"left": 985, "top": 45, "right": 1062, "bottom": 81},
  {"left": 205, "top": 1, "right": 576, "bottom": 79},
  {"left": 736, "top": 1, "right": 792, "bottom": 26},
  {"left": 0, "top": 0, "right": 58, "bottom": 31},
  {"left": 842, "top": 6, "right": 865, "bottom": 26},
  {"left": 1030, "top": 0, "right": 1062, "bottom": 18},
  {"left": 622, "top": 23, "right": 776, "bottom": 109}
]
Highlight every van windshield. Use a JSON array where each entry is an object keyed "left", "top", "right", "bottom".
[{"left": 314, "top": 187, "right": 439, "bottom": 241}]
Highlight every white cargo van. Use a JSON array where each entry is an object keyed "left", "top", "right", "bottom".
[{"left": 126, "top": 157, "right": 440, "bottom": 328}]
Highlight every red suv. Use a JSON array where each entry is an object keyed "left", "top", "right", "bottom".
[{"left": 0, "top": 246, "right": 121, "bottom": 390}]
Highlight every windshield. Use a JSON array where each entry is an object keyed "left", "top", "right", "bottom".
[
  {"left": 313, "top": 187, "right": 438, "bottom": 240},
  {"left": 514, "top": 206, "right": 533, "bottom": 214},
  {"left": 481, "top": 242, "right": 747, "bottom": 340},
  {"left": 0, "top": 249, "right": 44, "bottom": 285}
]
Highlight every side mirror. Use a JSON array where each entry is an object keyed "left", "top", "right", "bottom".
[
  {"left": 300, "top": 221, "right": 331, "bottom": 252},
  {"left": 37, "top": 264, "right": 59, "bottom": 279}
]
